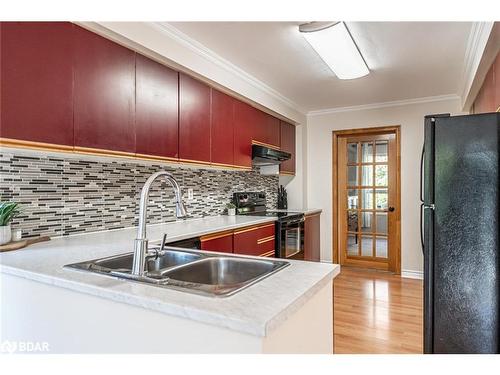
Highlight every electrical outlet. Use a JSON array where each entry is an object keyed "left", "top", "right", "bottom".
[{"left": 187, "top": 188, "right": 194, "bottom": 200}]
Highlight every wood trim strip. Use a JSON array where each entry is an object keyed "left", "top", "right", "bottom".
[
  {"left": 259, "top": 250, "right": 276, "bottom": 257},
  {"left": 200, "top": 230, "right": 234, "bottom": 242},
  {"left": 233, "top": 223, "right": 275, "bottom": 235},
  {"left": 279, "top": 171, "right": 296, "bottom": 176},
  {"left": 0, "top": 137, "right": 74, "bottom": 152},
  {"left": 1, "top": 138, "right": 256, "bottom": 171},
  {"left": 257, "top": 235, "right": 275, "bottom": 244},
  {"left": 251, "top": 140, "right": 281, "bottom": 150},
  {"left": 74, "top": 146, "right": 136, "bottom": 158},
  {"left": 135, "top": 153, "right": 179, "bottom": 163}
]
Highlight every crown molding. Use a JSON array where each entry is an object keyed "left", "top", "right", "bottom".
[
  {"left": 307, "top": 94, "right": 461, "bottom": 116},
  {"left": 460, "top": 22, "right": 494, "bottom": 109},
  {"left": 152, "top": 22, "right": 306, "bottom": 115}
]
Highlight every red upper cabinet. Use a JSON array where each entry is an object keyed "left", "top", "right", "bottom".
[
  {"left": 73, "top": 26, "right": 136, "bottom": 153},
  {"left": 264, "top": 114, "right": 281, "bottom": 148},
  {"left": 0, "top": 22, "right": 74, "bottom": 146},
  {"left": 250, "top": 110, "right": 280, "bottom": 148},
  {"left": 211, "top": 89, "right": 234, "bottom": 166},
  {"left": 135, "top": 54, "right": 179, "bottom": 159},
  {"left": 179, "top": 73, "right": 211, "bottom": 163},
  {"left": 280, "top": 121, "right": 296, "bottom": 174},
  {"left": 473, "top": 52, "right": 499, "bottom": 114},
  {"left": 233, "top": 100, "right": 255, "bottom": 168}
]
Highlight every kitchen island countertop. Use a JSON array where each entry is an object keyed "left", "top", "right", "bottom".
[{"left": 0, "top": 215, "right": 338, "bottom": 338}]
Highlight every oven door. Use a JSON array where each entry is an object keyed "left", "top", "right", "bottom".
[{"left": 279, "top": 218, "right": 305, "bottom": 259}]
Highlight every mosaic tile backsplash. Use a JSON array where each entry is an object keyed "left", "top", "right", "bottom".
[{"left": 0, "top": 152, "right": 278, "bottom": 238}]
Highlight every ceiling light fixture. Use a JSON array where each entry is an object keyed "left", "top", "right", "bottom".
[{"left": 299, "top": 21, "right": 369, "bottom": 80}]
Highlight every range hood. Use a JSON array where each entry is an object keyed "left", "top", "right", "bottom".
[{"left": 252, "top": 145, "right": 291, "bottom": 166}]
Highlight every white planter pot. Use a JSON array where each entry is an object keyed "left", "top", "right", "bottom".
[
  {"left": 0, "top": 225, "right": 12, "bottom": 245},
  {"left": 227, "top": 208, "right": 236, "bottom": 216}
]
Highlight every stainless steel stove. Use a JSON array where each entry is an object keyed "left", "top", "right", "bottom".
[{"left": 233, "top": 192, "right": 305, "bottom": 259}]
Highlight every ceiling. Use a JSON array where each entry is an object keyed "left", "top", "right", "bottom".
[{"left": 167, "top": 22, "right": 473, "bottom": 112}]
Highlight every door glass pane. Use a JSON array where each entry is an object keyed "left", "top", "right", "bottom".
[
  {"left": 375, "top": 141, "right": 388, "bottom": 162},
  {"left": 347, "top": 234, "right": 358, "bottom": 256},
  {"left": 348, "top": 166, "right": 358, "bottom": 186},
  {"left": 360, "top": 212, "right": 374, "bottom": 233},
  {"left": 361, "top": 188, "right": 373, "bottom": 209},
  {"left": 361, "top": 165, "right": 373, "bottom": 186},
  {"left": 375, "top": 188, "right": 388, "bottom": 210},
  {"left": 361, "top": 235, "right": 373, "bottom": 256},
  {"left": 376, "top": 212, "right": 388, "bottom": 234},
  {"left": 361, "top": 142, "right": 373, "bottom": 162},
  {"left": 375, "top": 165, "right": 388, "bottom": 186},
  {"left": 347, "top": 189, "right": 358, "bottom": 209},
  {"left": 375, "top": 236, "right": 388, "bottom": 258},
  {"left": 347, "top": 143, "right": 358, "bottom": 163},
  {"left": 347, "top": 211, "right": 358, "bottom": 232}
]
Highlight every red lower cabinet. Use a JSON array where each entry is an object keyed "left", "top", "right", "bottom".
[
  {"left": 0, "top": 22, "right": 74, "bottom": 146},
  {"left": 233, "top": 223, "right": 276, "bottom": 257},
  {"left": 200, "top": 231, "right": 233, "bottom": 253},
  {"left": 73, "top": 25, "right": 136, "bottom": 153},
  {"left": 304, "top": 213, "right": 321, "bottom": 261}
]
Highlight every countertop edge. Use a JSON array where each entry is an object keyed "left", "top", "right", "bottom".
[{"left": 264, "top": 264, "right": 339, "bottom": 335}]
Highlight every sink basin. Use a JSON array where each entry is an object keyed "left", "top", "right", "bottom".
[
  {"left": 65, "top": 249, "right": 289, "bottom": 297},
  {"left": 67, "top": 248, "right": 202, "bottom": 274},
  {"left": 163, "top": 257, "right": 289, "bottom": 297}
]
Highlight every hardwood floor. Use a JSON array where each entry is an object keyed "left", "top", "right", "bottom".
[{"left": 334, "top": 266, "right": 423, "bottom": 354}]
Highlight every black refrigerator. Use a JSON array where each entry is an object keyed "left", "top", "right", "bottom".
[{"left": 422, "top": 112, "right": 500, "bottom": 354}]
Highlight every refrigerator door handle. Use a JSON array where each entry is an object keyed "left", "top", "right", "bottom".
[
  {"left": 420, "top": 202, "right": 425, "bottom": 253},
  {"left": 420, "top": 144, "right": 425, "bottom": 203}
]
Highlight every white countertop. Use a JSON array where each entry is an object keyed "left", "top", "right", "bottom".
[{"left": 0, "top": 214, "right": 338, "bottom": 337}]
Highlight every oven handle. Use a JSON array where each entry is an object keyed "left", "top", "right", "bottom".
[{"left": 282, "top": 218, "right": 305, "bottom": 226}]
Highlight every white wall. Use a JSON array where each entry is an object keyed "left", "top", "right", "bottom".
[{"left": 306, "top": 98, "right": 465, "bottom": 273}]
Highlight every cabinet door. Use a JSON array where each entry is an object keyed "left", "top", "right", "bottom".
[
  {"left": 179, "top": 73, "right": 211, "bottom": 163},
  {"left": 233, "top": 100, "right": 254, "bottom": 168},
  {"left": 304, "top": 213, "right": 321, "bottom": 261},
  {"left": 279, "top": 121, "right": 296, "bottom": 174},
  {"left": 74, "top": 26, "right": 136, "bottom": 153},
  {"left": 211, "top": 90, "right": 234, "bottom": 166},
  {"left": 234, "top": 223, "right": 275, "bottom": 257},
  {"left": 135, "top": 54, "right": 179, "bottom": 159},
  {"left": 200, "top": 231, "right": 233, "bottom": 253},
  {"left": 0, "top": 22, "right": 74, "bottom": 146},
  {"left": 264, "top": 114, "right": 281, "bottom": 148}
]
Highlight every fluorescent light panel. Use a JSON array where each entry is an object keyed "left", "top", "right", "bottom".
[{"left": 301, "top": 22, "right": 369, "bottom": 80}]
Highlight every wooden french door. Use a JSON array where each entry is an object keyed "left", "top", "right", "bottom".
[{"left": 333, "top": 127, "right": 400, "bottom": 273}]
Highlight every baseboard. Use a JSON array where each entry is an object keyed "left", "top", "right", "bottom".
[{"left": 401, "top": 269, "right": 424, "bottom": 280}]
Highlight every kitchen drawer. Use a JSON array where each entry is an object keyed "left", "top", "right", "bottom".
[
  {"left": 200, "top": 231, "right": 233, "bottom": 254},
  {"left": 233, "top": 223, "right": 276, "bottom": 257},
  {"left": 258, "top": 235, "right": 276, "bottom": 257}
]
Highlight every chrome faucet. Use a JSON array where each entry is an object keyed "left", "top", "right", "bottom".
[{"left": 132, "top": 171, "right": 188, "bottom": 276}]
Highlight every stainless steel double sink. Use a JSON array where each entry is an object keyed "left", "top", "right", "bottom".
[{"left": 65, "top": 248, "right": 289, "bottom": 297}]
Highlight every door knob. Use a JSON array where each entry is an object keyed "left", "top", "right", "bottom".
[{"left": 388, "top": 206, "right": 395, "bottom": 212}]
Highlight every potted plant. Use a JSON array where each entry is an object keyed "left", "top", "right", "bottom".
[
  {"left": 0, "top": 202, "right": 20, "bottom": 245},
  {"left": 226, "top": 202, "right": 236, "bottom": 216}
]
